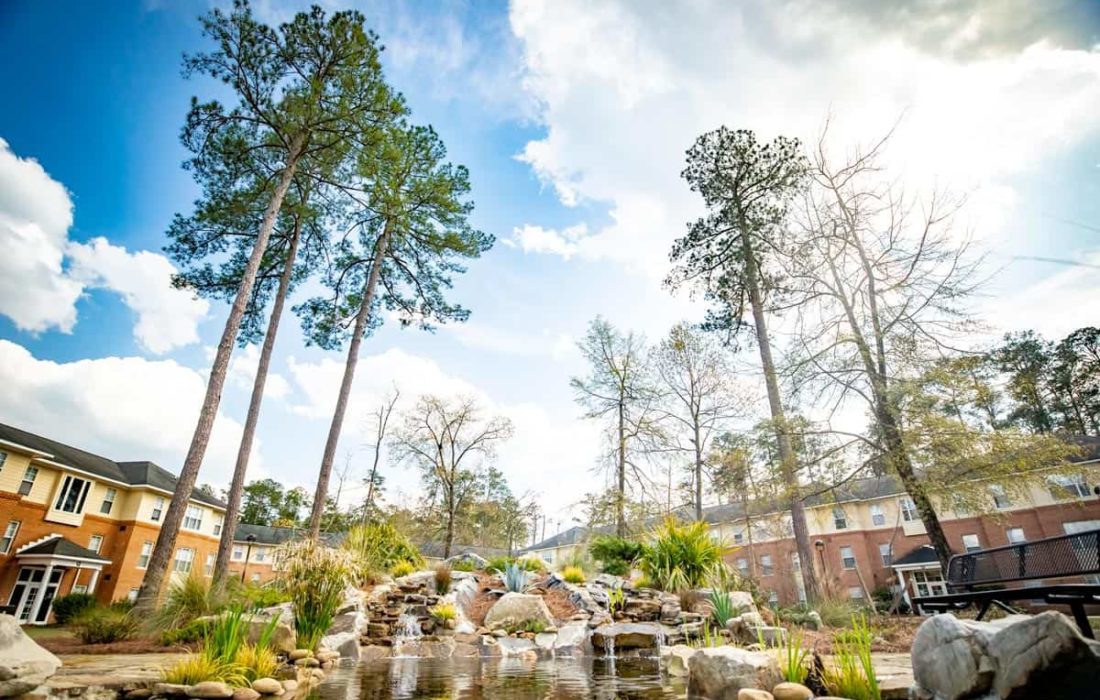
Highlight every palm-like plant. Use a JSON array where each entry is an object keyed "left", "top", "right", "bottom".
[{"left": 638, "top": 518, "right": 725, "bottom": 591}]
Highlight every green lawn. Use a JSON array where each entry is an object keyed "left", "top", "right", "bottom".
[{"left": 22, "top": 625, "right": 74, "bottom": 641}]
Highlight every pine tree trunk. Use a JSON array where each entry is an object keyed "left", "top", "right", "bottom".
[
  {"left": 308, "top": 224, "right": 393, "bottom": 540},
  {"left": 213, "top": 213, "right": 304, "bottom": 587},
  {"left": 739, "top": 226, "right": 822, "bottom": 603},
  {"left": 136, "top": 142, "right": 303, "bottom": 611}
]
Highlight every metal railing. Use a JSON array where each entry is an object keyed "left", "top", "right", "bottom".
[{"left": 947, "top": 528, "right": 1100, "bottom": 589}]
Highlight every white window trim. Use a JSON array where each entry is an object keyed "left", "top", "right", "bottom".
[
  {"left": 137, "top": 541, "right": 153, "bottom": 569},
  {"left": 0, "top": 520, "right": 20, "bottom": 554}
]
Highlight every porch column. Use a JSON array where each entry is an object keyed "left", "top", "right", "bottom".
[
  {"left": 896, "top": 568, "right": 912, "bottom": 610},
  {"left": 27, "top": 563, "right": 55, "bottom": 624},
  {"left": 87, "top": 568, "right": 100, "bottom": 594}
]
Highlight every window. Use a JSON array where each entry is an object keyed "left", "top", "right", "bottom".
[
  {"left": 848, "top": 586, "right": 864, "bottom": 600},
  {"left": 213, "top": 516, "right": 223, "bottom": 537},
  {"left": 72, "top": 584, "right": 88, "bottom": 594},
  {"left": 899, "top": 496, "right": 918, "bottom": 522},
  {"left": 253, "top": 547, "right": 267, "bottom": 563},
  {"left": 174, "top": 547, "right": 195, "bottom": 574},
  {"left": 736, "top": 558, "right": 749, "bottom": 575},
  {"left": 151, "top": 497, "right": 165, "bottom": 522},
  {"left": 0, "top": 451, "right": 7, "bottom": 469},
  {"left": 791, "top": 552, "right": 801, "bottom": 571},
  {"left": 1007, "top": 527, "right": 1026, "bottom": 544},
  {"left": 760, "top": 554, "right": 774, "bottom": 576},
  {"left": 88, "top": 535, "right": 103, "bottom": 554},
  {"left": 768, "top": 590, "right": 779, "bottom": 605},
  {"left": 990, "top": 485, "right": 1011, "bottom": 510},
  {"left": 137, "top": 541, "right": 153, "bottom": 569},
  {"left": 962, "top": 534, "right": 981, "bottom": 553},
  {"left": 204, "top": 553, "right": 215, "bottom": 577},
  {"left": 251, "top": 572, "right": 261, "bottom": 584},
  {"left": 1049, "top": 474, "right": 1090, "bottom": 499},
  {"left": 869, "top": 504, "right": 886, "bottom": 527},
  {"left": 232, "top": 545, "right": 244, "bottom": 561},
  {"left": 833, "top": 506, "right": 848, "bottom": 530},
  {"left": 100, "top": 488, "right": 117, "bottom": 515},
  {"left": 0, "top": 520, "right": 20, "bottom": 554},
  {"left": 733, "top": 531, "right": 744, "bottom": 545},
  {"left": 18, "top": 466, "right": 38, "bottom": 496},
  {"left": 840, "top": 545, "right": 856, "bottom": 569},
  {"left": 183, "top": 505, "right": 204, "bottom": 531},
  {"left": 54, "top": 475, "right": 91, "bottom": 513},
  {"left": 879, "top": 543, "right": 892, "bottom": 566},
  {"left": 128, "top": 588, "right": 140, "bottom": 602}
]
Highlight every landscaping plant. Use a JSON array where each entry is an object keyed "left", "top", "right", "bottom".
[
  {"left": 429, "top": 602, "right": 458, "bottom": 623},
  {"left": 499, "top": 562, "right": 530, "bottom": 593},
  {"left": 451, "top": 559, "right": 477, "bottom": 572},
  {"left": 70, "top": 606, "right": 138, "bottom": 644},
  {"left": 588, "top": 535, "right": 644, "bottom": 576},
  {"left": 236, "top": 642, "right": 278, "bottom": 682},
  {"left": 562, "top": 565, "right": 586, "bottom": 584},
  {"left": 50, "top": 593, "right": 96, "bottom": 624},
  {"left": 776, "top": 628, "right": 811, "bottom": 684},
  {"left": 637, "top": 518, "right": 724, "bottom": 591},
  {"left": 343, "top": 521, "right": 424, "bottom": 575},
  {"left": 279, "top": 540, "right": 358, "bottom": 651},
  {"left": 433, "top": 563, "right": 452, "bottom": 594},
  {"left": 607, "top": 585, "right": 626, "bottom": 616},
  {"left": 154, "top": 574, "right": 226, "bottom": 631},
  {"left": 824, "top": 614, "right": 881, "bottom": 700},
  {"left": 707, "top": 589, "right": 742, "bottom": 628},
  {"left": 391, "top": 561, "right": 416, "bottom": 578},
  {"left": 161, "top": 653, "right": 247, "bottom": 687}
]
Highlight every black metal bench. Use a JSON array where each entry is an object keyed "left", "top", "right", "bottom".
[{"left": 912, "top": 528, "right": 1100, "bottom": 638}]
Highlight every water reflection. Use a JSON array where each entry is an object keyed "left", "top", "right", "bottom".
[{"left": 312, "top": 656, "right": 686, "bottom": 699}]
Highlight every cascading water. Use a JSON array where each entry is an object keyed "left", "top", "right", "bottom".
[{"left": 392, "top": 613, "right": 423, "bottom": 658}]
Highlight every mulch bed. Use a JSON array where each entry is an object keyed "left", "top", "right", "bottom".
[
  {"left": 797, "top": 615, "right": 923, "bottom": 654},
  {"left": 460, "top": 572, "right": 579, "bottom": 626}
]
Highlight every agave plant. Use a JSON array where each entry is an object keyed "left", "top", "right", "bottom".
[
  {"left": 708, "top": 589, "right": 743, "bottom": 628},
  {"left": 499, "top": 562, "right": 530, "bottom": 593}
]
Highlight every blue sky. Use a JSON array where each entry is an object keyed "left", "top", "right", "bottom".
[{"left": 2, "top": 0, "right": 1099, "bottom": 533}]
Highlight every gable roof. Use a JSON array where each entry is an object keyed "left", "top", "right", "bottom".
[
  {"left": 17, "top": 535, "right": 111, "bottom": 563},
  {"left": 0, "top": 422, "right": 225, "bottom": 509}
]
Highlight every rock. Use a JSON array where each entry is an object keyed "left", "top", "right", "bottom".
[
  {"left": 727, "top": 591, "right": 756, "bottom": 613},
  {"left": 911, "top": 611, "right": 1100, "bottom": 700},
  {"left": 492, "top": 629, "right": 507, "bottom": 638},
  {"left": 534, "top": 632, "right": 557, "bottom": 650},
  {"left": 591, "top": 622, "right": 664, "bottom": 651},
  {"left": 153, "top": 683, "right": 191, "bottom": 697},
  {"left": 360, "top": 646, "right": 391, "bottom": 662},
  {"left": 293, "top": 657, "right": 320, "bottom": 668},
  {"left": 288, "top": 649, "right": 313, "bottom": 661},
  {"left": 688, "top": 647, "right": 782, "bottom": 700},
  {"left": 740, "top": 611, "right": 765, "bottom": 628},
  {"left": 736, "top": 691, "right": 773, "bottom": 700},
  {"left": 661, "top": 644, "right": 696, "bottom": 677},
  {"left": 239, "top": 609, "right": 296, "bottom": 654},
  {"left": 231, "top": 689, "right": 261, "bottom": 700},
  {"left": 804, "top": 611, "right": 823, "bottom": 631},
  {"left": 185, "top": 682, "right": 233, "bottom": 699},
  {"left": 322, "top": 632, "right": 359, "bottom": 661},
  {"left": 551, "top": 621, "right": 592, "bottom": 656},
  {"left": 483, "top": 593, "right": 555, "bottom": 630},
  {"left": 770, "top": 682, "right": 812, "bottom": 700},
  {"left": 366, "top": 623, "right": 389, "bottom": 638},
  {"left": 498, "top": 637, "right": 538, "bottom": 657},
  {"left": 250, "top": 679, "right": 283, "bottom": 695},
  {"left": 751, "top": 626, "right": 788, "bottom": 647},
  {"left": 446, "top": 551, "right": 488, "bottom": 569},
  {"left": 314, "top": 650, "right": 340, "bottom": 663},
  {"left": 0, "top": 614, "right": 61, "bottom": 697},
  {"left": 126, "top": 689, "right": 154, "bottom": 700},
  {"left": 279, "top": 680, "right": 298, "bottom": 694}
]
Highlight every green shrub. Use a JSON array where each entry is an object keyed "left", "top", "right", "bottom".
[
  {"left": 342, "top": 521, "right": 423, "bottom": 576},
  {"left": 451, "top": 559, "right": 477, "bottom": 572},
  {"left": 160, "top": 618, "right": 211, "bottom": 646},
  {"left": 237, "top": 582, "right": 289, "bottom": 610},
  {"left": 824, "top": 614, "right": 881, "bottom": 700},
  {"left": 776, "top": 627, "right": 810, "bottom": 684},
  {"left": 708, "top": 589, "right": 742, "bottom": 627},
  {"left": 204, "top": 607, "right": 249, "bottom": 664},
  {"left": 391, "top": 561, "right": 416, "bottom": 578},
  {"left": 561, "top": 565, "right": 586, "bottom": 584},
  {"left": 589, "top": 535, "right": 644, "bottom": 576},
  {"left": 433, "top": 564, "right": 452, "bottom": 595},
  {"left": 155, "top": 574, "right": 225, "bottom": 631},
  {"left": 70, "top": 606, "right": 138, "bottom": 644},
  {"left": 52, "top": 593, "right": 96, "bottom": 624},
  {"left": 486, "top": 556, "right": 512, "bottom": 573},
  {"left": 817, "top": 597, "right": 874, "bottom": 628},
  {"left": 279, "top": 540, "right": 358, "bottom": 651},
  {"left": 160, "top": 653, "right": 246, "bottom": 687},
  {"left": 637, "top": 518, "right": 724, "bottom": 592},
  {"left": 236, "top": 642, "right": 278, "bottom": 682},
  {"left": 515, "top": 557, "right": 544, "bottom": 572}
]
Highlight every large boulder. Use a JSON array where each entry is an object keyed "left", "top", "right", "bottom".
[
  {"left": 321, "top": 609, "right": 367, "bottom": 661},
  {"left": 483, "top": 593, "right": 555, "bottom": 630},
  {"left": 661, "top": 644, "right": 697, "bottom": 677},
  {"left": 590, "top": 622, "right": 664, "bottom": 651},
  {"left": 687, "top": 646, "right": 782, "bottom": 700},
  {"left": 911, "top": 611, "right": 1100, "bottom": 700},
  {"left": 0, "top": 614, "right": 61, "bottom": 697},
  {"left": 446, "top": 551, "right": 488, "bottom": 569}
]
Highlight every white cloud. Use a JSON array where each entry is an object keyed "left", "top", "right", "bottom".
[
  {"left": 227, "top": 344, "right": 291, "bottom": 400},
  {"left": 67, "top": 237, "right": 209, "bottom": 354},
  {"left": 443, "top": 319, "right": 576, "bottom": 360},
  {"left": 984, "top": 251, "right": 1100, "bottom": 340},
  {"left": 506, "top": 223, "right": 589, "bottom": 259},
  {"left": 286, "top": 347, "right": 602, "bottom": 514},
  {"left": 508, "top": 1, "right": 1100, "bottom": 277},
  {"left": 0, "top": 138, "right": 82, "bottom": 332},
  {"left": 0, "top": 339, "right": 258, "bottom": 487},
  {"left": 0, "top": 139, "right": 207, "bottom": 354}
]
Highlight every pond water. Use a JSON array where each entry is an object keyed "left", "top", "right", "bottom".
[{"left": 311, "top": 656, "right": 686, "bottom": 699}]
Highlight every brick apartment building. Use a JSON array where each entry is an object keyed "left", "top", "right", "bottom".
[
  {"left": 525, "top": 443, "right": 1100, "bottom": 608},
  {"left": 0, "top": 423, "right": 293, "bottom": 624}
]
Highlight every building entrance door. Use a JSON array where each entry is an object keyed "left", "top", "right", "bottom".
[{"left": 7, "top": 566, "right": 64, "bottom": 623}]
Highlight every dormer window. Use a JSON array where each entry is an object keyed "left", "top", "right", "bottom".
[{"left": 55, "top": 475, "right": 91, "bottom": 514}]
